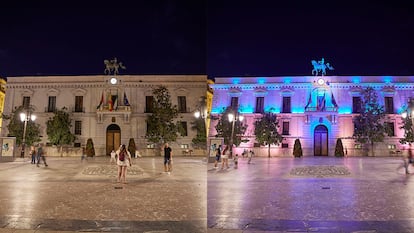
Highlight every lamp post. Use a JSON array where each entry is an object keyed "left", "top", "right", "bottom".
[
  {"left": 228, "top": 111, "right": 244, "bottom": 157},
  {"left": 20, "top": 111, "right": 36, "bottom": 158}
]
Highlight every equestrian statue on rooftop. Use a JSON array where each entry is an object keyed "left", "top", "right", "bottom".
[
  {"left": 104, "top": 57, "right": 126, "bottom": 75},
  {"left": 311, "top": 58, "right": 334, "bottom": 76}
]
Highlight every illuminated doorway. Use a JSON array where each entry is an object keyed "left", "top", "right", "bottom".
[
  {"left": 106, "top": 124, "right": 121, "bottom": 155},
  {"left": 314, "top": 125, "right": 328, "bottom": 156}
]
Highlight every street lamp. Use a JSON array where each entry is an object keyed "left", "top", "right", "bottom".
[
  {"left": 228, "top": 111, "right": 244, "bottom": 157},
  {"left": 20, "top": 112, "right": 36, "bottom": 158}
]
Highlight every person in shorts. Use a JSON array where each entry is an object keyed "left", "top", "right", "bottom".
[{"left": 164, "top": 143, "right": 173, "bottom": 173}]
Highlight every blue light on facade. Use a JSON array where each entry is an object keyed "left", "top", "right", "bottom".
[
  {"left": 283, "top": 77, "right": 292, "bottom": 84},
  {"left": 338, "top": 107, "right": 352, "bottom": 114},
  {"left": 383, "top": 76, "right": 393, "bottom": 84},
  {"left": 352, "top": 76, "right": 361, "bottom": 84},
  {"left": 232, "top": 78, "right": 241, "bottom": 84},
  {"left": 258, "top": 78, "right": 266, "bottom": 84},
  {"left": 291, "top": 107, "right": 304, "bottom": 114}
]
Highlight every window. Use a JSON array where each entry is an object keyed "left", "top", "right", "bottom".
[
  {"left": 23, "top": 96, "right": 30, "bottom": 109},
  {"left": 180, "top": 121, "right": 188, "bottom": 136},
  {"left": 352, "top": 97, "right": 362, "bottom": 113},
  {"left": 145, "top": 96, "right": 154, "bottom": 113},
  {"left": 74, "top": 121, "right": 82, "bottom": 135},
  {"left": 146, "top": 144, "right": 155, "bottom": 149},
  {"left": 282, "top": 121, "right": 290, "bottom": 135},
  {"left": 384, "top": 97, "right": 394, "bottom": 114},
  {"left": 281, "top": 143, "right": 289, "bottom": 148},
  {"left": 282, "top": 97, "right": 291, "bottom": 113},
  {"left": 255, "top": 97, "right": 264, "bottom": 113},
  {"left": 385, "top": 122, "right": 395, "bottom": 136},
  {"left": 178, "top": 96, "right": 187, "bottom": 113},
  {"left": 354, "top": 144, "right": 362, "bottom": 149},
  {"left": 75, "top": 96, "right": 83, "bottom": 112},
  {"left": 180, "top": 144, "right": 189, "bottom": 149},
  {"left": 48, "top": 96, "right": 56, "bottom": 112},
  {"left": 230, "top": 97, "right": 239, "bottom": 109}
]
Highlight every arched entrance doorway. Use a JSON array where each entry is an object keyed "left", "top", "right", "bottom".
[
  {"left": 106, "top": 124, "right": 121, "bottom": 155},
  {"left": 314, "top": 125, "right": 328, "bottom": 156}
]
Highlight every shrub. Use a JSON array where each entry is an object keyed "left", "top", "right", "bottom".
[
  {"left": 86, "top": 138, "right": 95, "bottom": 157},
  {"left": 335, "top": 138, "right": 345, "bottom": 157},
  {"left": 128, "top": 138, "right": 136, "bottom": 157},
  {"left": 293, "top": 138, "right": 303, "bottom": 157}
]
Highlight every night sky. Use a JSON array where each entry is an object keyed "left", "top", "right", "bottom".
[
  {"left": 207, "top": 0, "right": 414, "bottom": 79},
  {"left": 0, "top": 1, "right": 206, "bottom": 77},
  {"left": 1, "top": 1, "right": 413, "bottom": 79}
]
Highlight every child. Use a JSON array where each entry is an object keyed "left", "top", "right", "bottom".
[{"left": 234, "top": 153, "right": 239, "bottom": 169}]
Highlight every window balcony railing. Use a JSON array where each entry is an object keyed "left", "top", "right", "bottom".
[
  {"left": 305, "top": 106, "right": 338, "bottom": 112},
  {"left": 70, "top": 106, "right": 85, "bottom": 113}
]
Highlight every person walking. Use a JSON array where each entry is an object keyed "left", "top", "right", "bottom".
[
  {"left": 248, "top": 150, "right": 254, "bottom": 164},
  {"left": 36, "top": 143, "right": 48, "bottom": 167},
  {"left": 81, "top": 147, "right": 87, "bottom": 162},
  {"left": 221, "top": 145, "right": 230, "bottom": 170},
  {"left": 116, "top": 144, "right": 132, "bottom": 183},
  {"left": 164, "top": 143, "right": 173, "bottom": 173},
  {"left": 214, "top": 145, "right": 222, "bottom": 169},
  {"left": 109, "top": 149, "right": 116, "bottom": 164},
  {"left": 234, "top": 153, "right": 239, "bottom": 169},
  {"left": 30, "top": 145, "right": 36, "bottom": 164}
]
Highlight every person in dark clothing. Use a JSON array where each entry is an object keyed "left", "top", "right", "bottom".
[
  {"left": 36, "top": 143, "right": 48, "bottom": 167},
  {"left": 164, "top": 143, "right": 173, "bottom": 173}
]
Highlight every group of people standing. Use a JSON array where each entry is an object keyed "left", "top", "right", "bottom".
[
  {"left": 214, "top": 145, "right": 254, "bottom": 170},
  {"left": 108, "top": 142, "right": 173, "bottom": 183},
  {"left": 29, "top": 143, "right": 48, "bottom": 167}
]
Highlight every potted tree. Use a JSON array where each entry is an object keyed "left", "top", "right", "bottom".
[{"left": 293, "top": 138, "right": 303, "bottom": 158}]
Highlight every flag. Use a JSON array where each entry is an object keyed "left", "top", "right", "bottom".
[
  {"left": 96, "top": 91, "right": 104, "bottom": 109},
  {"left": 317, "top": 93, "right": 326, "bottom": 111},
  {"left": 108, "top": 94, "right": 113, "bottom": 111},
  {"left": 305, "top": 93, "right": 312, "bottom": 109},
  {"left": 331, "top": 92, "right": 338, "bottom": 108},
  {"left": 124, "top": 92, "right": 130, "bottom": 106},
  {"left": 112, "top": 95, "right": 118, "bottom": 110}
]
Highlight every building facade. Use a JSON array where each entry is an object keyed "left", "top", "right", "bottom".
[
  {"left": 209, "top": 76, "right": 414, "bottom": 157},
  {"left": 0, "top": 78, "right": 6, "bottom": 133},
  {"left": 1, "top": 75, "right": 207, "bottom": 156}
]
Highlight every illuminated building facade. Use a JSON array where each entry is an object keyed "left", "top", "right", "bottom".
[
  {"left": 1, "top": 75, "right": 207, "bottom": 156},
  {"left": 0, "top": 78, "right": 6, "bottom": 133},
  {"left": 209, "top": 76, "right": 414, "bottom": 157}
]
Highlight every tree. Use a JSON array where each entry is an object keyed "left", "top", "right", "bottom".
[
  {"left": 146, "top": 86, "right": 181, "bottom": 147},
  {"left": 214, "top": 107, "right": 247, "bottom": 146},
  {"left": 3, "top": 105, "right": 41, "bottom": 146},
  {"left": 293, "top": 138, "right": 303, "bottom": 157},
  {"left": 191, "top": 96, "right": 207, "bottom": 149},
  {"left": 335, "top": 138, "right": 345, "bottom": 157},
  {"left": 85, "top": 138, "right": 95, "bottom": 157},
  {"left": 128, "top": 138, "right": 136, "bottom": 157},
  {"left": 191, "top": 117, "right": 206, "bottom": 149},
  {"left": 353, "top": 87, "right": 387, "bottom": 156},
  {"left": 46, "top": 107, "right": 76, "bottom": 147},
  {"left": 254, "top": 111, "right": 283, "bottom": 157}
]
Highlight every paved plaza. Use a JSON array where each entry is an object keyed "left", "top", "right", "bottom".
[
  {"left": 2, "top": 155, "right": 414, "bottom": 233},
  {"left": 208, "top": 156, "right": 414, "bottom": 233},
  {"left": 0, "top": 156, "right": 206, "bottom": 233}
]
